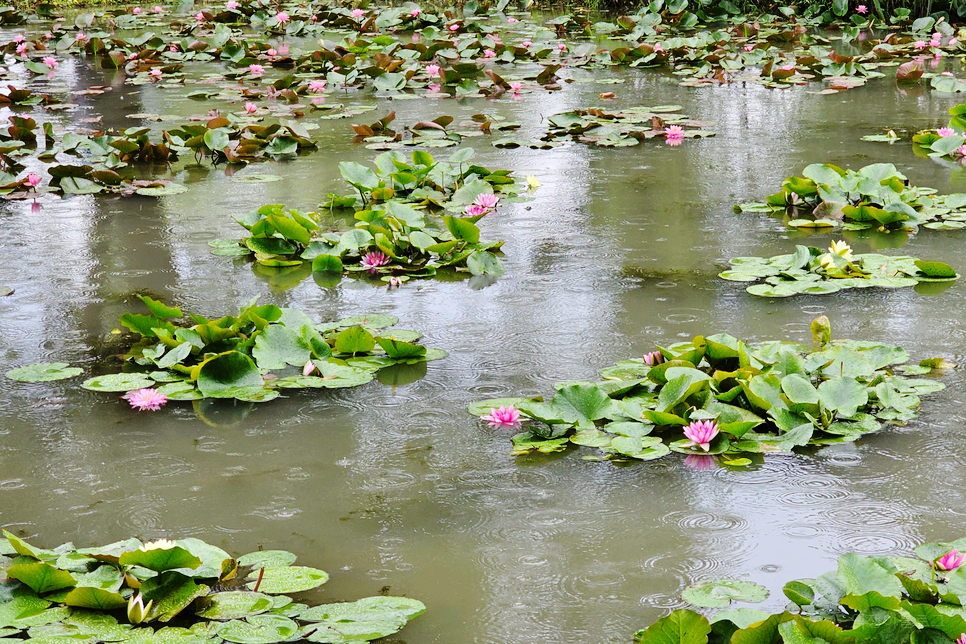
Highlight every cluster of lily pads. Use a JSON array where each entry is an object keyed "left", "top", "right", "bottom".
[
  {"left": 738, "top": 163, "right": 966, "bottom": 232},
  {"left": 544, "top": 105, "right": 714, "bottom": 148},
  {"left": 6, "top": 297, "right": 445, "bottom": 404},
  {"left": 0, "top": 531, "right": 424, "bottom": 643},
  {"left": 719, "top": 241, "right": 958, "bottom": 297},
  {"left": 210, "top": 147, "right": 514, "bottom": 285},
  {"left": 470, "top": 317, "right": 947, "bottom": 465},
  {"left": 635, "top": 536, "right": 966, "bottom": 643}
]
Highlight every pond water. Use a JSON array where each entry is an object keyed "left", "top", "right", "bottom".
[{"left": 2, "top": 9, "right": 966, "bottom": 643}]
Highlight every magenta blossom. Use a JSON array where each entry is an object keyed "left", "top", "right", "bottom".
[
  {"left": 465, "top": 204, "right": 487, "bottom": 216},
  {"left": 521, "top": 40, "right": 532, "bottom": 47},
  {"left": 13, "top": 34, "right": 23, "bottom": 43},
  {"left": 558, "top": 43, "right": 566, "bottom": 51},
  {"left": 76, "top": 32, "right": 86, "bottom": 41},
  {"left": 938, "top": 126, "right": 956, "bottom": 137},
  {"left": 352, "top": 8, "right": 365, "bottom": 17},
  {"left": 426, "top": 64, "right": 440, "bottom": 76},
  {"left": 665, "top": 125, "right": 685, "bottom": 140},
  {"left": 683, "top": 420, "right": 719, "bottom": 451},
  {"left": 195, "top": 11, "right": 205, "bottom": 21},
  {"left": 957, "top": 144, "right": 966, "bottom": 157},
  {"left": 42, "top": 56, "right": 58, "bottom": 70},
  {"left": 509, "top": 81, "right": 522, "bottom": 91},
  {"left": 474, "top": 193, "right": 499, "bottom": 209},
  {"left": 133, "top": 6, "right": 142, "bottom": 13},
  {"left": 150, "top": 68, "right": 162, "bottom": 77},
  {"left": 360, "top": 251, "right": 391, "bottom": 270},
  {"left": 915, "top": 40, "right": 927, "bottom": 49},
  {"left": 481, "top": 405, "right": 522, "bottom": 429},
  {"left": 856, "top": 3, "right": 867, "bottom": 12},
  {"left": 309, "top": 79, "right": 327, "bottom": 92},
  {"left": 244, "top": 101, "right": 257, "bottom": 113},
  {"left": 653, "top": 43, "right": 665, "bottom": 53},
  {"left": 448, "top": 23, "right": 460, "bottom": 31},
  {"left": 275, "top": 11, "right": 290, "bottom": 23},
  {"left": 248, "top": 64, "right": 264, "bottom": 76},
  {"left": 507, "top": 16, "right": 519, "bottom": 23},
  {"left": 24, "top": 173, "right": 40, "bottom": 188},
  {"left": 936, "top": 550, "right": 966, "bottom": 571},
  {"left": 411, "top": 9, "right": 421, "bottom": 16},
  {"left": 484, "top": 49, "right": 496, "bottom": 58},
  {"left": 643, "top": 350, "right": 663, "bottom": 366},
  {"left": 124, "top": 388, "right": 168, "bottom": 411},
  {"left": 427, "top": 83, "right": 441, "bottom": 92},
  {"left": 957, "top": 635, "right": 966, "bottom": 644},
  {"left": 266, "top": 48, "right": 277, "bottom": 56}
]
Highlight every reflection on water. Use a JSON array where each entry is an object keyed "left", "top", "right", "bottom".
[{"left": 1, "top": 25, "right": 966, "bottom": 644}]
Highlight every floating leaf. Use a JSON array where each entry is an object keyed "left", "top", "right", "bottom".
[
  {"left": 6, "top": 363, "right": 83, "bottom": 382},
  {"left": 244, "top": 566, "right": 329, "bottom": 594},
  {"left": 682, "top": 580, "right": 769, "bottom": 608},
  {"left": 82, "top": 373, "right": 155, "bottom": 392}
]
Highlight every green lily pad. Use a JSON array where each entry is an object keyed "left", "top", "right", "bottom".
[
  {"left": 195, "top": 592, "right": 274, "bottom": 620},
  {"left": 81, "top": 373, "right": 155, "bottom": 392},
  {"left": 136, "top": 183, "right": 189, "bottom": 196},
  {"left": 244, "top": 566, "right": 329, "bottom": 593},
  {"left": 218, "top": 616, "right": 299, "bottom": 644},
  {"left": 6, "top": 363, "right": 83, "bottom": 382},
  {"left": 682, "top": 579, "right": 769, "bottom": 608},
  {"left": 237, "top": 551, "right": 297, "bottom": 570}
]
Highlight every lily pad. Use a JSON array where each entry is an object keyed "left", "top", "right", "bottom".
[
  {"left": 6, "top": 363, "right": 83, "bottom": 382},
  {"left": 81, "top": 373, "right": 155, "bottom": 392},
  {"left": 682, "top": 579, "right": 769, "bottom": 608},
  {"left": 244, "top": 566, "right": 329, "bottom": 594}
]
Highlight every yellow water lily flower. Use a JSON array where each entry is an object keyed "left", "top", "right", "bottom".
[
  {"left": 526, "top": 175, "right": 541, "bottom": 190},
  {"left": 828, "top": 240, "right": 853, "bottom": 262}
]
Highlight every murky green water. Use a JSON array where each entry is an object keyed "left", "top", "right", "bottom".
[{"left": 3, "top": 13, "right": 966, "bottom": 643}]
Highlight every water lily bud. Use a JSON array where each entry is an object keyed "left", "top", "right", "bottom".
[{"left": 127, "top": 594, "right": 153, "bottom": 624}]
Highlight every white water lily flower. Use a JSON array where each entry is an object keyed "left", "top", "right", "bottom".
[
  {"left": 127, "top": 594, "right": 153, "bottom": 624},
  {"left": 140, "top": 539, "right": 176, "bottom": 551}
]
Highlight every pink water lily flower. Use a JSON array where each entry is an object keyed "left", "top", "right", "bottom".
[
  {"left": 226, "top": 0, "right": 238, "bottom": 8},
  {"left": 643, "top": 350, "right": 663, "bottom": 366},
  {"left": 938, "top": 126, "right": 956, "bottom": 137},
  {"left": 124, "top": 388, "right": 168, "bottom": 411},
  {"left": 244, "top": 101, "right": 257, "bottom": 113},
  {"left": 484, "top": 49, "right": 496, "bottom": 57},
  {"left": 266, "top": 48, "right": 277, "bottom": 57},
  {"left": 309, "top": 79, "right": 327, "bottom": 92},
  {"left": 195, "top": 11, "right": 205, "bottom": 21},
  {"left": 248, "top": 63, "right": 264, "bottom": 76},
  {"left": 507, "top": 17, "right": 519, "bottom": 23},
  {"left": 16, "top": 44, "right": 26, "bottom": 55},
  {"left": 448, "top": 23, "right": 460, "bottom": 31},
  {"left": 426, "top": 64, "right": 440, "bottom": 76},
  {"left": 653, "top": 43, "right": 665, "bottom": 53},
  {"left": 427, "top": 83, "right": 441, "bottom": 92},
  {"left": 958, "top": 144, "right": 966, "bottom": 157},
  {"left": 665, "top": 125, "right": 685, "bottom": 139},
  {"left": 856, "top": 4, "right": 868, "bottom": 12},
  {"left": 42, "top": 56, "right": 58, "bottom": 69},
  {"left": 936, "top": 550, "right": 966, "bottom": 571},
  {"left": 464, "top": 204, "right": 487, "bottom": 216},
  {"left": 76, "top": 32, "right": 86, "bottom": 41},
  {"left": 509, "top": 81, "right": 522, "bottom": 91},
  {"left": 153, "top": 5, "right": 163, "bottom": 12},
  {"left": 558, "top": 43, "right": 566, "bottom": 50},
  {"left": 360, "top": 251, "right": 390, "bottom": 270},
  {"left": 481, "top": 405, "right": 522, "bottom": 429},
  {"left": 276, "top": 11, "right": 290, "bottom": 23},
  {"left": 302, "top": 360, "right": 317, "bottom": 376},
  {"left": 957, "top": 635, "right": 966, "bottom": 644},
  {"left": 915, "top": 40, "right": 928, "bottom": 49},
  {"left": 474, "top": 193, "right": 499, "bottom": 209},
  {"left": 351, "top": 8, "right": 365, "bottom": 17},
  {"left": 150, "top": 68, "right": 162, "bottom": 77},
  {"left": 13, "top": 34, "right": 23, "bottom": 43},
  {"left": 411, "top": 9, "right": 421, "bottom": 16},
  {"left": 388, "top": 276, "right": 402, "bottom": 288},
  {"left": 521, "top": 40, "right": 532, "bottom": 47},
  {"left": 24, "top": 173, "right": 40, "bottom": 187},
  {"left": 683, "top": 420, "right": 719, "bottom": 451},
  {"left": 744, "top": 44, "right": 754, "bottom": 51},
  {"left": 133, "top": 7, "right": 142, "bottom": 14}
]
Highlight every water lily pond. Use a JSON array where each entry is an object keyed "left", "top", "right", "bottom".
[{"left": 4, "top": 1, "right": 966, "bottom": 642}]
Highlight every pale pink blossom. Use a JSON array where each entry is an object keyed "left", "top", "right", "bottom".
[
  {"left": 15, "top": 44, "right": 26, "bottom": 55},
  {"left": 150, "top": 68, "right": 162, "bottom": 77},
  {"left": 683, "top": 420, "right": 719, "bottom": 451},
  {"left": 302, "top": 360, "right": 316, "bottom": 376},
  {"left": 465, "top": 204, "right": 487, "bottom": 216},
  {"left": 558, "top": 43, "right": 566, "bottom": 50},
  {"left": 778, "top": 63, "right": 795, "bottom": 71},
  {"left": 507, "top": 17, "right": 519, "bottom": 23},
  {"left": 124, "top": 388, "right": 168, "bottom": 411},
  {"left": 133, "top": 7, "right": 142, "bottom": 14},
  {"left": 352, "top": 8, "right": 365, "bottom": 17},
  {"left": 956, "top": 635, "right": 966, "bottom": 644},
  {"left": 195, "top": 11, "right": 205, "bottom": 21},
  {"left": 13, "top": 34, "right": 23, "bottom": 43},
  {"left": 449, "top": 23, "right": 459, "bottom": 31},
  {"left": 388, "top": 276, "right": 402, "bottom": 288},
  {"left": 958, "top": 144, "right": 966, "bottom": 157},
  {"left": 856, "top": 4, "right": 867, "bottom": 12},
  {"left": 744, "top": 44, "right": 754, "bottom": 51},
  {"left": 248, "top": 63, "right": 264, "bottom": 76},
  {"left": 937, "top": 550, "right": 966, "bottom": 571},
  {"left": 128, "top": 52, "right": 138, "bottom": 60},
  {"left": 938, "top": 126, "right": 956, "bottom": 137},
  {"left": 915, "top": 40, "right": 927, "bottom": 49},
  {"left": 153, "top": 5, "right": 163, "bottom": 12},
  {"left": 42, "top": 56, "right": 58, "bottom": 69},
  {"left": 169, "top": 45, "right": 177, "bottom": 52},
  {"left": 360, "top": 251, "right": 390, "bottom": 270},
  {"left": 484, "top": 49, "right": 496, "bottom": 58},
  {"left": 266, "top": 48, "right": 277, "bottom": 56},
  {"left": 951, "top": 38, "right": 959, "bottom": 46},
  {"left": 76, "top": 32, "right": 85, "bottom": 41},
  {"left": 426, "top": 63, "right": 440, "bottom": 76},
  {"left": 278, "top": 44, "right": 289, "bottom": 55},
  {"left": 665, "top": 125, "right": 685, "bottom": 139},
  {"left": 226, "top": 0, "right": 238, "bottom": 8},
  {"left": 521, "top": 40, "right": 532, "bottom": 47},
  {"left": 643, "top": 350, "right": 663, "bottom": 366},
  {"left": 427, "top": 83, "right": 441, "bottom": 92},
  {"left": 474, "top": 193, "right": 499, "bottom": 209},
  {"left": 310, "top": 14, "right": 317, "bottom": 20},
  {"left": 481, "top": 405, "right": 522, "bottom": 429},
  {"left": 509, "top": 81, "right": 522, "bottom": 91},
  {"left": 410, "top": 8, "right": 421, "bottom": 16},
  {"left": 244, "top": 101, "right": 257, "bottom": 113},
  {"left": 653, "top": 43, "right": 664, "bottom": 53},
  {"left": 309, "top": 79, "right": 327, "bottom": 92},
  {"left": 24, "top": 173, "right": 40, "bottom": 187},
  {"left": 275, "top": 11, "right": 289, "bottom": 23}
]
